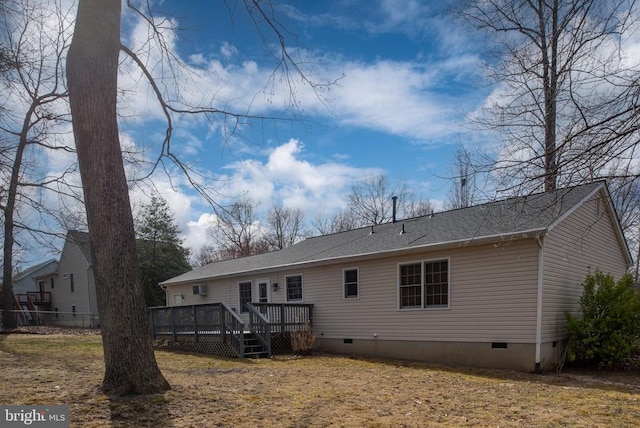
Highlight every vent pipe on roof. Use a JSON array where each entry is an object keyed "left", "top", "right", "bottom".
[{"left": 392, "top": 196, "right": 398, "bottom": 223}]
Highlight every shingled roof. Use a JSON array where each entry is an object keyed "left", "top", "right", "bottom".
[
  {"left": 162, "top": 181, "right": 616, "bottom": 285},
  {"left": 66, "top": 230, "right": 92, "bottom": 264}
]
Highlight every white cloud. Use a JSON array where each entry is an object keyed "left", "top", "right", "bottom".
[
  {"left": 325, "top": 60, "right": 457, "bottom": 140},
  {"left": 219, "top": 139, "right": 381, "bottom": 215},
  {"left": 114, "top": 7, "right": 484, "bottom": 150},
  {"left": 116, "top": 139, "right": 382, "bottom": 256},
  {"left": 183, "top": 213, "right": 216, "bottom": 252}
]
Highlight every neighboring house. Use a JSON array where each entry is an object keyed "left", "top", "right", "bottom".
[
  {"left": 9, "top": 259, "right": 58, "bottom": 325},
  {"left": 160, "top": 181, "right": 632, "bottom": 371},
  {"left": 12, "top": 259, "right": 58, "bottom": 296},
  {"left": 40, "top": 230, "right": 99, "bottom": 328}
]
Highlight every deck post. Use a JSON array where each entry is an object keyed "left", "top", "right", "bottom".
[
  {"left": 220, "top": 303, "right": 226, "bottom": 343},
  {"left": 193, "top": 305, "right": 199, "bottom": 343},
  {"left": 171, "top": 306, "right": 177, "bottom": 342},
  {"left": 280, "top": 304, "right": 285, "bottom": 334}
]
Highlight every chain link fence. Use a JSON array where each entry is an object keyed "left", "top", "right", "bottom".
[{"left": 0, "top": 309, "right": 99, "bottom": 329}]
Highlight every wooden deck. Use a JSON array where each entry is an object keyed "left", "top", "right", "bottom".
[{"left": 149, "top": 302, "right": 313, "bottom": 358}]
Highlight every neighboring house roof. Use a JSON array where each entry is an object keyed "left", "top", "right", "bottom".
[
  {"left": 163, "top": 181, "right": 630, "bottom": 285},
  {"left": 13, "top": 259, "right": 58, "bottom": 283},
  {"left": 66, "top": 230, "right": 92, "bottom": 264}
]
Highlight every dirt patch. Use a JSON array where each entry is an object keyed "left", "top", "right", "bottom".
[{"left": 1, "top": 333, "right": 639, "bottom": 427}]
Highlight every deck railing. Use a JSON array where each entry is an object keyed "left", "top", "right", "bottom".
[
  {"left": 16, "top": 293, "right": 52, "bottom": 305},
  {"left": 246, "top": 304, "right": 271, "bottom": 355},
  {"left": 221, "top": 302, "right": 245, "bottom": 357},
  {"left": 149, "top": 302, "right": 314, "bottom": 357},
  {"left": 251, "top": 303, "right": 313, "bottom": 333},
  {"left": 149, "top": 302, "right": 245, "bottom": 358},
  {"left": 26, "top": 292, "right": 51, "bottom": 304}
]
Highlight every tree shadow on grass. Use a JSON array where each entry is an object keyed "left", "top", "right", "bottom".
[{"left": 108, "top": 392, "right": 174, "bottom": 427}]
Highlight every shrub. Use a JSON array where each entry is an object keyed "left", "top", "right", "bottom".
[
  {"left": 290, "top": 322, "right": 316, "bottom": 355},
  {"left": 565, "top": 270, "right": 640, "bottom": 367}
]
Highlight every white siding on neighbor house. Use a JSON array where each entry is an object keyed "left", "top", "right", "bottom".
[
  {"left": 542, "top": 191, "right": 629, "bottom": 341},
  {"left": 166, "top": 238, "right": 541, "bottom": 343},
  {"left": 12, "top": 262, "right": 57, "bottom": 295},
  {"left": 49, "top": 240, "right": 96, "bottom": 326}
]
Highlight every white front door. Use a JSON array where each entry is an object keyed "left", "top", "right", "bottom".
[{"left": 256, "top": 278, "right": 270, "bottom": 303}]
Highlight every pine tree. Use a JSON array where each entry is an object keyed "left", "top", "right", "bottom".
[{"left": 136, "top": 195, "right": 191, "bottom": 306}]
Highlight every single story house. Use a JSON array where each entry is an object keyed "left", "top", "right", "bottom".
[{"left": 159, "top": 181, "right": 632, "bottom": 371}]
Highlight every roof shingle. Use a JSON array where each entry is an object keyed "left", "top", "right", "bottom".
[{"left": 162, "top": 181, "right": 605, "bottom": 285}]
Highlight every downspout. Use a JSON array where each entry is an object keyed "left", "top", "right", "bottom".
[
  {"left": 535, "top": 234, "right": 544, "bottom": 373},
  {"left": 160, "top": 284, "right": 168, "bottom": 306}
]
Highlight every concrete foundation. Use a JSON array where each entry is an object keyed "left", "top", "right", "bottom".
[{"left": 316, "top": 338, "right": 561, "bottom": 372}]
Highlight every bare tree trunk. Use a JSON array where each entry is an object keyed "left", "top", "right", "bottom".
[
  {"left": 1, "top": 137, "right": 27, "bottom": 330},
  {"left": 542, "top": 0, "right": 559, "bottom": 192},
  {"left": 66, "top": 0, "right": 169, "bottom": 395}
]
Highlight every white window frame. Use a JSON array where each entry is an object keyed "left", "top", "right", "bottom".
[
  {"left": 285, "top": 274, "right": 303, "bottom": 302},
  {"left": 238, "top": 280, "right": 253, "bottom": 313},
  {"left": 398, "top": 260, "right": 423, "bottom": 310},
  {"left": 424, "top": 258, "right": 450, "bottom": 309},
  {"left": 256, "top": 278, "right": 270, "bottom": 303},
  {"left": 343, "top": 268, "right": 359, "bottom": 299},
  {"left": 398, "top": 257, "right": 450, "bottom": 310}
]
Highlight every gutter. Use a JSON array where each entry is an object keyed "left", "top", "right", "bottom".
[{"left": 161, "top": 229, "right": 547, "bottom": 286}]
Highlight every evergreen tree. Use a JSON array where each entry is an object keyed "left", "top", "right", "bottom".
[
  {"left": 135, "top": 195, "right": 191, "bottom": 306},
  {"left": 565, "top": 270, "right": 640, "bottom": 367}
]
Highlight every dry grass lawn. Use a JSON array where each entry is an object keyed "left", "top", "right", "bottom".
[{"left": 0, "top": 331, "right": 639, "bottom": 427}]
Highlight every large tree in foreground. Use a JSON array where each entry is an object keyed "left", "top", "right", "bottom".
[
  {"left": 66, "top": 0, "right": 169, "bottom": 395},
  {"left": 66, "top": 0, "right": 328, "bottom": 394}
]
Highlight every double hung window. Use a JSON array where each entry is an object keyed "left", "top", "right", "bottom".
[
  {"left": 286, "top": 275, "right": 303, "bottom": 302},
  {"left": 399, "top": 259, "right": 449, "bottom": 309},
  {"left": 344, "top": 268, "right": 359, "bottom": 299}
]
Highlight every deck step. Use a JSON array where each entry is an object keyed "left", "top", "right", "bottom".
[
  {"left": 244, "top": 351, "right": 269, "bottom": 359},
  {"left": 243, "top": 333, "right": 267, "bottom": 358}
]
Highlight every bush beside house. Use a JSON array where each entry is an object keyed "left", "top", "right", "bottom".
[{"left": 565, "top": 270, "right": 640, "bottom": 367}]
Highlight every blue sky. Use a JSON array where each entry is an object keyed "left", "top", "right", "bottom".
[
  {"left": 96, "top": 0, "right": 496, "bottom": 254},
  {"left": 7, "top": 0, "right": 639, "bottom": 270},
  {"left": 23, "top": 0, "right": 501, "bottom": 264}
]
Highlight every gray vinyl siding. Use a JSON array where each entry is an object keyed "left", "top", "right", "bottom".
[
  {"left": 167, "top": 238, "right": 540, "bottom": 343},
  {"left": 49, "top": 240, "right": 96, "bottom": 327},
  {"left": 542, "top": 191, "right": 629, "bottom": 341},
  {"left": 168, "top": 275, "right": 280, "bottom": 319},
  {"left": 307, "top": 240, "right": 539, "bottom": 343}
]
